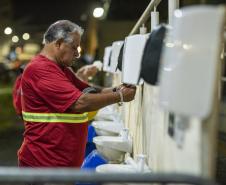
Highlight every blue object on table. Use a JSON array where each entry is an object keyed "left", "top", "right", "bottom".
[
  {"left": 85, "top": 125, "right": 97, "bottom": 157},
  {"left": 76, "top": 150, "right": 108, "bottom": 185},
  {"left": 87, "top": 124, "right": 97, "bottom": 143},
  {"left": 82, "top": 149, "right": 108, "bottom": 169}
]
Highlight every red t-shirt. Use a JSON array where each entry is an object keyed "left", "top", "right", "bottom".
[{"left": 18, "top": 54, "right": 89, "bottom": 167}]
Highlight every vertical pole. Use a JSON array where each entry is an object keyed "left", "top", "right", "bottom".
[
  {"left": 129, "top": 0, "right": 162, "bottom": 35},
  {"left": 151, "top": 7, "right": 159, "bottom": 31},
  {"left": 168, "top": 0, "right": 179, "bottom": 26}
]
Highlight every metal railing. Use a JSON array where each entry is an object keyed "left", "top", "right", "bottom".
[{"left": 0, "top": 167, "right": 218, "bottom": 185}]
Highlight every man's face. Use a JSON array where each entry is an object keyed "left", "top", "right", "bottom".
[{"left": 56, "top": 32, "right": 81, "bottom": 67}]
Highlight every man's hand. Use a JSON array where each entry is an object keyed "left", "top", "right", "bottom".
[
  {"left": 76, "top": 65, "right": 98, "bottom": 82},
  {"left": 84, "top": 65, "right": 98, "bottom": 77},
  {"left": 120, "top": 85, "right": 136, "bottom": 102},
  {"left": 115, "top": 84, "right": 135, "bottom": 91}
]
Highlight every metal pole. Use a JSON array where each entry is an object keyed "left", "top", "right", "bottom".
[
  {"left": 0, "top": 167, "right": 217, "bottom": 185},
  {"left": 129, "top": 0, "right": 161, "bottom": 35},
  {"left": 151, "top": 9, "right": 159, "bottom": 31},
  {"left": 168, "top": 0, "right": 180, "bottom": 26}
]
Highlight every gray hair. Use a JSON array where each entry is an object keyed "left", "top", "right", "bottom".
[{"left": 42, "top": 20, "right": 84, "bottom": 44}]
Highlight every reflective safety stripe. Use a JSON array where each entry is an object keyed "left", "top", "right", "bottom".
[{"left": 22, "top": 111, "right": 88, "bottom": 123}]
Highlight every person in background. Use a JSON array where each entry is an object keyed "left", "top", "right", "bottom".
[{"left": 18, "top": 20, "right": 136, "bottom": 168}]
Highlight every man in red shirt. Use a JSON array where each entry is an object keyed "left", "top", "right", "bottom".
[{"left": 18, "top": 20, "right": 136, "bottom": 167}]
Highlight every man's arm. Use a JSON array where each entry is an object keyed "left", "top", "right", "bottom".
[
  {"left": 91, "top": 86, "right": 116, "bottom": 93},
  {"left": 93, "top": 84, "right": 131, "bottom": 94},
  {"left": 87, "top": 84, "right": 124, "bottom": 94},
  {"left": 69, "top": 86, "right": 136, "bottom": 112}
]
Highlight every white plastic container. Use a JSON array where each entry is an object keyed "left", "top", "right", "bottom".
[{"left": 159, "top": 6, "right": 225, "bottom": 118}]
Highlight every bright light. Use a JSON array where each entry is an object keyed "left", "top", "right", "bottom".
[
  {"left": 4, "top": 27, "right": 12, "bottom": 35},
  {"left": 77, "top": 46, "right": 82, "bottom": 53},
  {"left": 174, "top": 10, "right": 182, "bottom": 18},
  {"left": 12, "top": 35, "right": 19, "bottom": 43},
  {"left": 93, "top": 7, "right": 104, "bottom": 18},
  {"left": 164, "top": 67, "right": 172, "bottom": 72},
  {"left": 166, "top": 42, "right": 174, "bottom": 48},
  {"left": 182, "top": 44, "right": 192, "bottom": 50},
  {"left": 22, "top": 33, "right": 30, "bottom": 40}
]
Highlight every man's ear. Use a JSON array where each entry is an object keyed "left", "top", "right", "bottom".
[{"left": 54, "top": 38, "right": 64, "bottom": 49}]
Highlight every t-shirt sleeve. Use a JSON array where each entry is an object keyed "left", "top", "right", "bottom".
[{"left": 34, "top": 67, "right": 83, "bottom": 113}]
